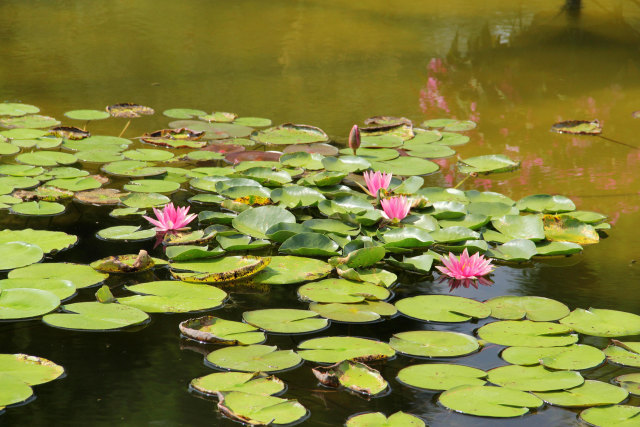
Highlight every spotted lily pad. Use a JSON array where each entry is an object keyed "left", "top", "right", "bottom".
[
  {"left": 243, "top": 309, "right": 328, "bottom": 334},
  {"left": 501, "top": 344, "right": 605, "bottom": 370},
  {"left": 170, "top": 256, "right": 270, "bottom": 283},
  {"left": 179, "top": 316, "right": 265, "bottom": 345},
  {"left": 118, "top": 281, "right": 227, "bottom": 313},
  {"left": 478, "top": 320, "right": 578, "bottom": 347},
  {"left": 397, "top": 364, "right": 486, "bottom": 391},
  {"left": 217, "top": 391, "right": 307, "bottom": 425},
  {"left": 42, "top": 301, "right": 149, "bottom": 331},
  {"left": 485, "top": 296, "right": 569, "bottom": 321},
  {"left": 106, "top": 103, "right": 154, "bottom": 118},
  {"left": 8, "top": 262, "right": 107, "bottom": 289},
  {"left": 395, "top": 295, "right": 490, "bottom": 323},
  {"left": 534, "top": 380, "right": 628, "bottom": 407},
  {"left": 205, "top": 345, "right": 302, "bottom": 373},
  {"left": 190, "top": 372, "right": 283, "bottom": 396},
  {"left": 74, "top": 188, "right": 128, "bottom": 205},
  {"left": 313, "top": 360, "right": 388, "bottom": 396},
  {"left": 90, "top": 251, "right": 163, "bottom": 274},
  {"left": 346, "top": 411, "right": 425, "bottom": 427},
  {"left": 560, "top": 308, "right": 640, "bottom": 337},
  {"left": 439, "top": 385, "right": 543, "bottom": 418},
  {"left": 543, "top": 216, "right": 599, "bottom": 244},
  {"left": 390, "top": 330, "right": 479, "bottom": 358},
  {"left": 297, "top": 336, "right": 395, "bottom": 363},
  {"left": 551, "top": 120, "right": 602, "bottom": 135},
  {"left": 603, "top": 341, "right": 640, "bottom": 368}
]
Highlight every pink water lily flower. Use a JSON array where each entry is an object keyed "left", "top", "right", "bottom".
[
  {"left": 143, "top": 202, "right": 197, "bottom": 232},
  {"left": 381, "top": 196, "right": 411, "bottom": 221},
  {"left": 363, "top": 171, "right": 392, "bottom": 197},
  {"left": 436, "top": 249, "right": 494, "bottom": 280}
]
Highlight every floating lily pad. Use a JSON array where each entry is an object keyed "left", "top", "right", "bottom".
[
  {"left": 534, "top": 380, "right": 628, "bottom": 407},
  {"left": 551, "top": 120, "right": 602, "bottom": 135},
  {"left": 171, "top": 256, "right": 270, "bottom": 283},
  {"left": 309, "top": 301, "right": 396, "bottom": 323},
  {"left": 397, "top": 364, "right": 486, "bottom": 391},
  {"left": 47, "top": 176, "right": 104, "bottom": 191},
  {"left": 0, "top": 242, "right": 44, "bottom": 271},
  {"left": 106, "top": 103, "right": 154, "bottom": 118},
  {"left": 390, "top": 330, "right": 479, "bottom": 357},
  {"left": 251, "top": 123, "right": 328, "bottom": 145},
  {"left": 501, "top": 345, "right": 605, "bottom": 370},
  {"left": 298, "top": 279, "right": 389, "bottom": 303},
  {"left": 478, "top": 320, "right": 578, "bottom": 347},
  {"left": 243, "top": 309, "right": 328, "bottom": 334},
  {"left": 535, "top": 241, "right": 583, "bottom": 256},
  {"left": 179, "top": 316, "right": 265, "bottom": 345},
  {"left": 16, "top": 151, "right": 77, "bottom": 167},
  {"left": 97, "top": 225, "right": 156, "bottom": 242},
  {"left": 118, "top": 281, "right": 227, "bottom": 313},
  {"left": 382, "top": 227, "right": 434, "bottom": 249},
  {"left": 431, "top": 226, "right": 480, "bottom": 243},
  {"left": 485, "top": 296, "right": 569, "bottom": 321},
  {"left": 434, "top": 132, "right": 470, "bottom": 146},
  {"left": 560, "top": 308, "right": 640, "bottom": 337},
  {"left": 516, "top": 194, "right": 576, "bottom": 213},
  {"left": 121, "top": 192, "right": 170, "bottom": 208},
  {"left": 322, "top": 156, "right": 371, "bottom": 173},
  {"left": 614, "top": 373, "right": 640, "bottom": 396},
  {"left": 166, "top": 245, "right": 225, "bottom": 261},
  {"left": 217, "top": 391, "right": 307, "bottom": 425},
  {"left": 8, "top": 262, "right": 107, "bottom": 289},
  {"left": 543, "top": 216, "right": 599, "bottom": 244},
  {"left": 0, "top": 229, "right": 76, "bottom": 254},
  {"left": 439, "top": 385, "right": 543, "bottom": 418},
  {"left": 232, "top": 205, "right": 295, "bottom": 239},
  {"left": 0, "top": 115, "right": 60, "bottom": 129},
  {"left": 487, "top": 365, "right": 583, "bottom": 391},
  {"left": 486, "top": 239, "right": 538, "bottom": 262},
  {"left": 604, "top": 342, "right": 640, "bottom": 368},
  {"left": 279, "top": 232, "right": 340, "bottom": 256},
  {"left": 580, "top": 405, "right": 640, "bottom": 427},
  {"left": 0, "top": 374, "right": 33, "bottom": 407},
  {"left": 0, "top": 103, "right": 40, "bottom": 116},
  {"left": 438, "top": 214, "right": 489, "bottom": 230},
  {"left": 74, "top": 188, "right": 127, "bottom": 205},
  {"left": 43, "top": 301, "right": 149, "bottom": 331},
  {"left": 372, "top": 157, "right": 439, "bottom": 176},
  {"left": 234, "top": 117, "right": 272, "bottom": 127},
  {"left": 346, "top": 411, "right": 425, "bottom": 427},
  {"left": 313, "top": 360, "right": 387, "bottom": 396},
  {"left": 297, "top": 336, "right": 395, "bottom": 363},
  {"left": 90, "top": 251, "right": 163, "bottom": 274},
  {"left": 0, "top": 142, "right": 20, "bottom": 156},
  {"left": 102, "top": 160, "right": 165, "bottom": 178},
  {"left": 270, "top": 186, "right": 325, "bottom": 208},
  {"left": 491, "top": 215, "right": 545, "bottom": 241},
  {"left": 0, "top": 353, "right": 64, "bottom": 386},
  {"left": 64, "top": 109, "right": 110, "bottom": 121},
  {"left": 123, "top": 179, "right": 180, "bottom": 193},
  {"left": 386, "top": 254, "right": 434, "bottom": 274},
  {"left": 0, "top": 278, "right": 76, "bottom": 301},
  {"left": 395, "top": 295, "right": 490, "bottom": 323},
  {"left": 205, "top": 345, "right": 302, "bottom": 373},
  {"left": 458, "top": 155, "right": 519, "bottom": 174},
  {"left": 191, "top": 372, "right": 283, "bottom": 396},
  {"left": 0, "top": 288, "right": 60, "bottom": 320}
]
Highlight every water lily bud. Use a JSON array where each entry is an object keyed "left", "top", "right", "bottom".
[{"left": 349, "top": 124, "right": 361, "bottom": 155}]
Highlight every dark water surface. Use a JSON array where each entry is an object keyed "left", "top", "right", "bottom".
[{"left": 2, "top": 1, "right": 640, "bottom": 426}]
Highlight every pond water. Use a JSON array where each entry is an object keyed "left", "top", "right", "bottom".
[{"left": 2, "top": 1, "right": 640, "bottom": 426}]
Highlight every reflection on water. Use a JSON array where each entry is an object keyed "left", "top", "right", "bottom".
[{"left": 2, "top": 1, "right": 640, "bottom": 426}]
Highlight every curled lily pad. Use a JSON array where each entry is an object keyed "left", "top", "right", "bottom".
[
  {"left": 397, "top": 364, "right": 486, "bottom": 391},
  {"left": 205, "top": 345, "right": 302, "bottom": 373},
  {"left": 580, "top": 405, "right": 640, "bottom": 427},
  {"left": 49, "top": 126, "right": 89, "bottom": 140},
  {"left": 0, "top": 242, "right": 44, "bottom": 271},
  {"left": 298, "top": 278, "right": 389, "bottom": 303},
  {"left": 90, "top": 251, "right": 162, "bottom": 273},
  {"left": 560, "top": 308, "right": 640, "bottom": 337},
  {"left": 439, "top": 385, "right": 543, "bottom": 418},
  {"left": 279, "top": 232, "right": 340, "bottom": 256},
  {"left": 457, "top": 155, "right": 520, "bottom": 174},
  {"left": 313, "top": 360, "right": 388, "bottom": 396},
  {"left": 243, "top": 309, "right": 328, "bottom": 334},
  {"left": 179, "top": 316, "right": 265, "bottom": 345},
  {"left": 386, "top": 254, "right": 434, "bottom": 274},
  {"left": 297, "top": 336, "right": 395, "bottom": 364},
  {"left": 478, "top": 320, "right": 578, "bottom": 347},
  {"left": 614, "top": 373, "right": 640, "bottom": 396},
  {"left": 0, "top": 288, "right": 60, "bottom": 320},
  {"left": 0, "top": 354, "right": 64, "bottom": 385},
  {"left": 163, "top": 229, "right": 217, "bottom": 246},
  {"left": 604, "top": 341, "right": 640, "bottom": 367},
  {"left": 395, "top": 295, "right": 490, "bottom": 323},
  {"left": 43, "top": 301, "right": 149, "bottom": 331},
  {"left": 0, "top": 229, "right": 76, "bottom": 254},
  {"left": 106, "top": 103, "right": 154, "bottom": 118},
  {"left": 251, "top": 256, "right": 333, "bottom": 285},
  {"left": 534, "top": 380, "right": 628, "bottom": 407},
  {"left": 217, "top": 234, "right": 269, "bottom": 251},
  {"left": 485, "top": 296, "right": 569, "bottom": 321},
  {"left": 171, "top": 256, "right": 270, "bottom": 283},
  {"left": 390, "top": 331, "right": 479, "bottom": 358},
  {"left": 486, "top": 239, "right": 538, "bottom": 262},
  {"left": 166, "top": 245, "right": 224, "bottom": 261},
  {"left": 310, "top": 301, "right": 396, "bottom": 323},
  {"left": 551, "top": 120, "right": 602, "bottom": 135},
  {"left": 190, "top": 372, "right": 283, "bottom": 396},
  {"left": 9, "top": 262, "right": 107, "bottom": 289},
  {"left": 250, "top": 123, "right": 328, "bottom": 145},
  {"left": 96, "top": 225, "right": 156, "bottom": 242},
  {"left": 118, "top": 281, "right": 226, "bottom": 313},
  {"left": 217, "top": 391, "right": 307, "bottom": 425},
  {"left": 501, "top": 344, "right": 605, "bottom": 370},
  {"left": 346, "top": 412, "right": 425, "bottom": 427},
  {"left": 487, "top": 365, "right": 583, "bottom": 391}
]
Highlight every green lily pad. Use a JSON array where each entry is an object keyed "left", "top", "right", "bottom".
[
  {"left": 312, "top": 360, "right": 388, "bottom": 396},
  {"left": 166, "top": 245, "right": 224, "bottom": 261},
  {"left": 386, "top": 254, "right": 434, "bottom": 274},
  {"left": 206, "top": 345, "right": 302, "bottom": 373},
  {"left": 433, "top": 132, "right": 470, "bottom": 146},
  {"left": 109, "top": 207, "right": 145, "bottom": 218},
  {"left": 232, "top": 206, "right": 295, "bottom": 239},
  {"left": 102, "top": 160, "right": 165, "bottom": 178},
  {"left": 217, "top": 234, "right": 270, "bottom": 251},
  {"left": 162, "top": 108, "right": 207, "bottom": 119},
  {"left": 614, "top": 373, "right": 640, "bottom": 396},
  {"left": 168, "top": 120, "right": 253, "bottom": 139},
  {"left": 346, "top": 411, "right": 425, "bottom": 427},
  {"left": 121, "top": 192, "right": 170, "bottom": 209},
  {"left": 516, "top": 194, "right": 576, "bottom": 213},
  {"left": 560, "top": 308, "right": 640, "bottom": 337},
  {"left": 318, "top": 195, "right": 373, "bottom": 216},
  {"left": 64, "top": 109, "right": 110, "bottom": 121},
  {"left": 47, "top": 176, "right": 104, "bottom": 191},
  {"left": 580, "top": 405, "right": 640, "bottom": 427},
  {"left": 0, "top": 229, "right": 76, "bottom": 254},
  {"left": 251, "top": 256, "right": 332, "bottom": 285},
  {"left": 0, "top": 142, "right": 20, "bottom": 155},
  {"left": 297, "top": 336, "right": 395, "bottom": 363},
  {"left": 0, "top": 278, "right": 75, "bottom": 301},
  {"left": 0, "top": 242, "right": 44, "bottom": 270},
  {"left": 0, "top": 103, "right": 40, "bottom": 116},
  {"left": 243, "top": 309, "right": 328, "bottom": 334},
  {"left": 97, "top": 225, "right": 155, "bottom": 242},
  {"left": 604, "top": 342, "right": 640, "bottom": 368},
  {"left": 118, "top": 281, "right": 227, "bottom": 313},
  {"left": 0, "top": 176, "right": 39, "bottom": 189},
  {"left": 438, "top": 214, "right": 490, "bottom": 230},
  {"left": 562, "top": 210, "right": 607, "bottom": 224},
  {"left": 250, "top": 123, "right": 328, "bottom": 145},
  {"left": 309, "top": 301, "right": 396, "bottom": 323},
  {"left": 0, "top": 288, "right": 60, "bottom": 320},
  {"left": 9, "top": 262, "right": 107, "bottom": 289},
  {"left": 372, "top": 157, "right": 439, "bottom": 176},
  {"left": 431, "top": 226, "right": 480, "bottom": 243},
  {"left": 191, "top": 372, "right": 283, "bottom": 396},
  {"left": 123, "top": 179, "right": 180, "bottom": 193},
  {"left": 234, "top": 117, "right": 272, "bottom": 127},
  {"left": 485, "top": 296, "right": 569, "bottom": 321},
  {"left": 42, "top": 301, "right": 149, "bottom": 331},
  {"left": 298, "top": 279, "right": 389, "bottom": 303},
  {"left": 298, "top": 171, "right": 347, "bottom": 187},
  {"left": 322, "top": 156, "right": 371, "bottom": 173},
  {"left": 360, "top": 134, "right": 404, "bottom": 148},
  {"left": 457, "top": 155, "right": 520, "bottom": 174},
  {"left": 179, "top": 316, "right": 265, "bottom": 345},
  {"left": 390, "top": 330, "right": 479, "bottom": 357},
  {"left": 551, "top": 120, "right": 602, "bottom": 135},
  {"left": 0, "top": 115, "right": 60, "bottom": 129},
  {"left": 487, "top": 365, "right": 583, "bottom": 391},
  {"left": 270, "top": 186, "right": 325, "bottom": 208},
  {"left": 501, "top": 344, "right": 605, "bottom": 370},
  {"left": 535, "top": 241, "right": 583, "bottom": 256},
  {"left": 534, "top": 380, "right": 628, "bottom": 407},
  {"left": 486, "top": 239, "right": 538, "bottom": 262},
  {"left": 237, "top": 167, "right": 292, "bottom": 186},
  {"left": 478, "top": 320, "right": 578, "bottom": 347},
  {"left": 279, "top": 232, "right": 340, "bottom": 256},
  {"left": 63, "top": 135, "right": 131, "bottom": 151},
  {"left": 264, "top": 223, "right": 312, "bottom": 243},
  {"left": 0, "top": 354, "right": 64, "bottom": 385},
  {"left": 491, "top": 215, "right": 545, "bottom": 241},
  {"left": 170, "top": 256, "right": 270, "bottom": 284},
  {"left": 543, "top": 216, "right": 599, "bottom": 244},
  {"left": 279, "top": 151, "right": 325, "bottom": 170},
  {"left": 217, "top": 391, "right": 307, "bottom": 425},
  {"left": 397, "top": 364, "right": 486, "bottom": 391},
  {"left": 439, "top": 385, "right": 543, "bottom": 418},
  {"left": 0, "top": 374, "right": 33, "bottom": 407},
  {"left": 382, "top": 227, "right": 434, "bottom": 249},
  {"left": 395, "top": 295, "right": 490, "bottom": 323},
  {"left": 16, "top": 151, "right": 77, "bottom": 167}
]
